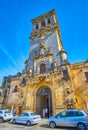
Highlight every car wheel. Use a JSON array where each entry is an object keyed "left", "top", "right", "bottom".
[
  {"left": 26, "top": 121, "right": 31, "bottom": 126},
  {"left": 77, "top": 123, "right": 86, "bottom": 130},
  {"left": 49, "top": 121, "right": 56, "bottom": 128},
  {"left": 13, "top": 119, "right": 16, "bottom": 124},
  {"left": 0, "top": 117, "right": 3, "bottom": 123}
]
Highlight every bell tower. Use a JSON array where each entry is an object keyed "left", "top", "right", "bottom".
[{"left": 26, "top": 9, "right": 68, "bottom": 74}]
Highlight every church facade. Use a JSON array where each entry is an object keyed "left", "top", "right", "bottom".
[{"left": 2, "top": 10, "right": 88, "bottom": 116}]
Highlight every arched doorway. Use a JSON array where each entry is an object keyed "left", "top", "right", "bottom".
[{"left": 36, "top": 86, "right": 52, "bottom": 117}]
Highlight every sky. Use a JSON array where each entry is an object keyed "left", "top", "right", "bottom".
[{"left": 0, "top": 0, "right": 88, "bottom": 85}]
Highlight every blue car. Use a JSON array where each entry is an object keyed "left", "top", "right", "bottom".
[{"left": 48, "top": 109, "right": 88, "bottom": 130}]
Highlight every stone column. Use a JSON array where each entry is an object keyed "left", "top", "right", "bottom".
[
  {"left": 45, "top": 18, "right": 48, "bottom": 26},
  {"left": 34, "top": 62, "right": 36, "bottom": 74},
  {"left": 38, "top": 21, "right": 41, "bottom": 29}
]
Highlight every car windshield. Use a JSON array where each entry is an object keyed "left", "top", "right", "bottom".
[
  {"left": 5, "top": 111, "right": 11, "bottom": 114},
  {"left": 30, "top": 112, "right": 38, "bottom": 116}
]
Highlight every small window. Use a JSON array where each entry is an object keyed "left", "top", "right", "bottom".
[
  {"left": 15, "top": 86, "right": 18, "bottom": 92},
  {"left": 85, "top": 72, "right": 88, "bottom": 81},
  {"left": 12, "top": 86, "right": 18, "bottom": 93},
  {"left": 59, "top": 111, "right": 67, "bottom": 117},
  {"left": 0, "top": 111, "right": 3, "bottom": 114},
  {"left": 48, "top": 18, "right": 51, "bottom": 24},
  {"left": 5, "top": 110, "right": 10, "bottom": 114},
  {"left": 42, "top": 20, "right": 45, "bottom": 27},
  {"left": 21, "top": 78, "right": 26, "bottom": 85},
  {"left": 36, "top": 24, "right": 38, "bottom": 29},
  {"left": 62, "top": 70, "right": 69, "bottom": 79},
  {"left": 67, "top": 111, "right": 77, "bottom": 117},
  {"left": 67, "top": 104, "right": 74, "bottom": 109},
  {"left": 30, "top": 112, "right": 38, "bottom": 116},
  {"left": 40, "top": 63, "right": 46, "bottom": 73},
  {"left": 23, "top": 112, "right": 29, "bottom": 117},
  {"left": 77, "top": 111, "right": 84, "bottom": 116}
]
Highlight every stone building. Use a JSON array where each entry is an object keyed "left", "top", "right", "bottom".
[
  {"left": 2, "top": 10, "right": 88, "bottom": 116},
  {"left": 0, "top": 87, "right": 3, "bottom": 108}
]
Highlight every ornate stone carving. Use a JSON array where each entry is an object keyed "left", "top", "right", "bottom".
[
  {"left": 30, "top": 23, "right": 58, "bottom": 40},
  {"left": 38, "top": 76, "right": 46, "bottom": 81},
  {"left": 31, "top": 9, "right": 56, "bottom": 24}
]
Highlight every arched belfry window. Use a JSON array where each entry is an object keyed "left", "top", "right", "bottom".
[
  {"left": 36, "top": 24, "right": 38, "bottom": 29},
  {"left": 40, "top": 63, "right": 46, "bottom": 73},
  {"left": 48, "top": 18, "right": 51, "bottom": 24},
  {"left": 41, "top": 20, "right": 45, "bottom": 27}
]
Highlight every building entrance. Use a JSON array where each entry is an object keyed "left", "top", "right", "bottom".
[
  {"left": 18, "top": 106, "right": 23, "bottom": 115},
  {"left": 36, "top": 86, "right": 52, "bottom": 117}
]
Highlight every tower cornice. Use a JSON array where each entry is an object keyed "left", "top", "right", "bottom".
[{"left": 31, "top": 9, "right": 56, "bottom": 23}]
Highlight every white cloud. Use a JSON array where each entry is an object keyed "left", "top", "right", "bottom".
[
  {"left": 0, "top": 52, "right": 26, "bottom": 85},
  {"left": 0, "top": 45, "right": 16, "bottom": 65}
]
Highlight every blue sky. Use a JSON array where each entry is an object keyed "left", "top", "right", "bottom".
[{"left": 0, "top": 0, "right": 88, "bottom": 85}]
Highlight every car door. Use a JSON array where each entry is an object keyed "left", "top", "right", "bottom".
[
  {"left": 22, "top": 112, "right": 30, "bottom": 124},
  {"left": 66, "top": 111, "right": 78, "bottom": 127},
  {"left": 16, "top": 113, "right": 24, "bottom": 124},
  {"left": 66, "top": 110, "right": 85, "bottom": 127},
  {"left": 55, "top": 111, "right": 68, "bottom": 126}
]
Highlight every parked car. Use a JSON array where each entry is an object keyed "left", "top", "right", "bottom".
[
  {"left": 0, "top": 109, "right": 13, "bottom": 122},
  {"left": 48, "top": 109, "right": 88, "bottom": 130},
  {"left": 12, "top": 112, "right": 41, "bottom": 126}
]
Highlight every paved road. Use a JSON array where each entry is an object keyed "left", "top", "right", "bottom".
[{"left": 0, "top": 119, "right": 77, "bottom": 130}]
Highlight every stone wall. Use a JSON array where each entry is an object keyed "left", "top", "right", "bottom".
[{"left": 70, "top": 61, "right": 88, "bottom": 112}]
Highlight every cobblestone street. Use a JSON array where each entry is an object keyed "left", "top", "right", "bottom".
[{"left": 0, "top": 119, "right": 77, "bottom": 130}]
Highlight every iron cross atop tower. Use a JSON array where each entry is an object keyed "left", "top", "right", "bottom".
[{"left": 25, "top": 9, "right": 68, "bottom": 74}]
